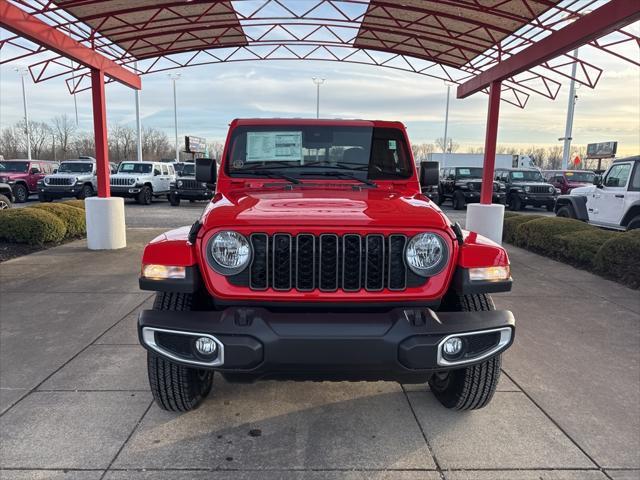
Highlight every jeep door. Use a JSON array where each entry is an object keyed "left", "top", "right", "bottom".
[{"left": 590, "top": 162, "right": 632, "bottom": 227}]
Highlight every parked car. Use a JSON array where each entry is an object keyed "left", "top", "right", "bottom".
[
  {"left": 0, "top": 182, "right": 14, "bottom": 209},
  {"left": 168, "top": 162, "right": 215, "bottom": 206},
  {"left": 439, "top": 166, "right": 506, "bottom": 209},
  {"left": 555, "top": 156, "right": 640, "bottom": 230},
  {"left": 137, "top": 118, "right": 516, "bottom": 413},
  {"left": 38, "top": 159, "right": 97, "bottom": 201},
  {"left": 543, "top": 169, "right": 596, "bottom": 194},
  {"left": 110, "top": 161, "right": 176, "bottom": 204},
  {"left": 0, "top": 159, "right": 58, "bottom": 203},
  {"left": 494, "top": 168, "right": 557, "bottom": 211}
]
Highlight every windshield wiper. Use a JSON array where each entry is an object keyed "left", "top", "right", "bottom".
[
  {"left": 300, "top": 171, "right": 377, "bottom": 188},
  {"left": 232, "top": 169, "right": 301, "bottom": 184}
]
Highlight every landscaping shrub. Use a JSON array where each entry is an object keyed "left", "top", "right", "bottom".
[
  {"left": 503, "top": 211, "right": 521, "bottom": 219},
  {"left": 61, "top": 199, "right": 86, "bottom": 210},
  {"left": 594, "top": 230, "right": 640, "bottom": 289},
  {"left": 502, "top": 214, "right": 544, "bottom": 244},
  {"left": 0, "top": 208, "right": 67, "bottom": 245},
  {"left": 29, "top": 203, "right": 86, "bottom": 238},
  {"left": 514, "top": 217, "right": 591, "bottom": 251},
  {"left": 556, "top": 228, "right": 618, "bottom": 269}
]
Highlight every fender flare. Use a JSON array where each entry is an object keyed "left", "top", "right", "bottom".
[
  {"left": 554, "top": 195, "right": 589, "bottom": 221},
  {"left": 621, "top": 201, "right": 640, "bottom": 227}
]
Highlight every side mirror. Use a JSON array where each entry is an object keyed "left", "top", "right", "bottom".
[
  {"left": 196, "top": 158, "right": 217, "bottom": 186},
  {"left": 53, "top": 169, "right": 58, "bottom": 174},
  {"left": 593, "top": 175, "right": 602, "bottom": 186},
  {"left": 419, "top": 161, "right": 439, "bottom": 188}
]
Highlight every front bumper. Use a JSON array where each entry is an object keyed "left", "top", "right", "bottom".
[
  {"left": 516, "top": 192, "right": 555, "bottom": 206},
  {"left": 39, "top": 185, "right": 80, "bottom": 198},
  {"left": 110, "top": 185, "right": 141, "bottom": 197},
  {"left": 138, "top": 306, "right": 515, "bottom": 382},
  {"left": 171, "top": 187, "right": 213, "bottom": 200},
  {"left": 462, "top": 191, "right": 506, "bottom": 203}
]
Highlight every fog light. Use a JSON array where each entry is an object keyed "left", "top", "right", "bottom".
[
  {"left": 442, "top": 337, "right": 463, "bottom": 357},
  {"left": 195, "top": 337, "right": 217, "bottom": 356}
]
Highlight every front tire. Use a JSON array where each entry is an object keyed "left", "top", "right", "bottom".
[
  {"left": 137, "top": 185, "right": 152, "bottom": 205},
  {"left": 429, "top": 293, "right": 502, "bottom": 410},
  {"left": 627, "top": 215, "right": 640, "bottom": 230},
  {"left": 76, "top": 184, "right": 93, "bottom": 200},
  {"left": 0, "top": 194, "right": 11, "bottom": 209},
  {"left": 168, "top": 192, "right": 181, "bottom": 206},
  {"left": 509, "top": 194, "right": 522, "bottom": 211},
  {"left": 147, "top": 292, "right": 214, "bottom": 412},
  {"left": 452, "top": 191, "right": 466, "bottom": 210},
  {"left": 556, "top": 205, "right": 575, "bottom": 218},
  {"left": 13, "top": 184, "right": 28, "bottom": 203}
]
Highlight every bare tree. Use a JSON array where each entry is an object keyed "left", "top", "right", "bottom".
[
  {"left": 207, "top": 141, "right": 224, "bottom": 161},
  {"left": 0, "top": 126, "right": 23, "bottom": 159},
  {"left": 545, "top": 145, "right": 563, "bottom": 169},
  {"left": 71, "top": 131, "right": 95, "bottom": 158},
  {"left": 435, "top": 137, "right": 459, "bottom": 153},
  {"left": 141, "top": 126, "right": 172, "bottom": 161},
  {"left": 16, "top": 120, "right": 52, "bottom": 160},
  {"left": 411, "top": 142, "right": 435, "bottom": 161},
  {"left": 52, "top": 114, "right": 77, "bottom": 159}
]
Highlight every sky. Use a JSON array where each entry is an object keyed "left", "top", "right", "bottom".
[{"left": 1, "top": 38, "right": 639, "bottom": 156}]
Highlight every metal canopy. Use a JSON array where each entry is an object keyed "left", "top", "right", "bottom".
[{"left": 2, "top": 0, "right": 639, "bottom": 109}]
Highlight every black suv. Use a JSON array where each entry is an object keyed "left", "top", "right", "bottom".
[
  {"left": 495, "top": 168, "right": 557, "bottom": 211},
  {"left": 168, "top": 162, "right": 214, "bottom": 206},
  {"left": 439, "top": 166, "right": 506, "bottom": 210}
]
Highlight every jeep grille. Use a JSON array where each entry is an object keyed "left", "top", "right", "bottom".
[
  {"left": 529, "top": 185, "right": 551, "bottom": 194},
  {"left": 244, "top": 233, "right": 410, "bottom": 292},
  {"left": 110, "top": 177, "right": 135, "bottom": 186},
  {"left": 180, "top": 179, "right": 201, "bottom": 190}
]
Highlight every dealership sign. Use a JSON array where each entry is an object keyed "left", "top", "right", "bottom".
[
  {"left": 586, "top": 141, "right": 617, "bottom": 159},
  {"left": 185, "top": 136, "right": 206, "bottom": 153}
]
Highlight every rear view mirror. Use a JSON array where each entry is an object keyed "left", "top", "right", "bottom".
[
  {"left": 419, "top": 161, "right": 439, "bottom": 188},
  {"left": 196, "top": 158, "right": 217, "bottom": 187}
]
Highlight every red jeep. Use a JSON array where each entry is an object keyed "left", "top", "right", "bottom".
[
  {"left": 0, "top": 159, "right": 58, "bottom": 202},
  {"left": 138, "top": 119, "right": 515, "bottom": 412}
]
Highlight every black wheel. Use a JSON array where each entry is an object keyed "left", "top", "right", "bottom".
[
  {"left": 76, "top": 184, "right": 94, "bottom": 200},
  {"left": 452, "top": 191, "right": 466, "bottom": 210},
  {"left": 627, "top": 215, "right": 640, "bottom": 231},
  {"left": 137, "top": 185, "right": 152, "bottom": 205},
  {"left": 509, "top": 194, "right": 522, "bottom": 211},
  {"left": 13, "top": 184, "right": 28, "bottom": 203},
  {"left": 168, "top": 193, "right": 181, "bottom": 206},
  {"left": 147, "top": 292, "right": 214, "bottom": 412},
  {"left": 556, "top": 205, "right": 575, "bottom": 218},
  {"left": 429, "top": 293, "right": 502, "bottom": 410},
  {"left": 0, "top": 194, "right": 11, "bottom": 209}
]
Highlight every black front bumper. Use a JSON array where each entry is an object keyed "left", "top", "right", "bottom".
[
  {"left": 460, "top": 191, "right": 506, "bottom": 204},
  {"left": 171, "top": 187, "right": 213, "bottom": 200},
  {"left": 39, "top": 186, "right": 79, "bottom": 198},
  {"left": 516, "top": 193, "right": 555, "bottom": 206},
  {"left": 138, "top": 307, "right": 515, "bottom": 382}
]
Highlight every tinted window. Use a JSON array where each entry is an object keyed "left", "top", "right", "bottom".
[
  {"left": 630, "top": 163, "right": 640, "bottom": 191},
  {"left": 456, "top": 167, "right": 482, "bottom": 179},
  {"left": 605, "top": 163, "right": 631, "bottom": 188},
  {"left": 565, "top": 171, "right": 595, "bottom": 183},
  {"left": 510, "top": 170, "right": 543, "bottom": 182},
  {"left": 59, "top": 162, "right": 93, "bottom": 173},
  {"left": 182, "top": 163, "right": 195, "bottom": 176},
  {"left": 0, "top": 161, "right": 29, "bottom": 173},
  {"left": 118, "top": 163, "right": 152, "bottom": 174}
]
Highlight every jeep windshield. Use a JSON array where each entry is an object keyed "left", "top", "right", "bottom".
[
  {"left": 58, "top": 162, "right": 93, "bottom": 173},
  {"left": 0, "top": 161, "right": 29, "bottom": 173},
  {"left": 226, "top": 126, "right": 412, "bottom": 181},
  {"left": 565, "top": 171, "right": 595, "bottom": 183},
  {"left": 180, "top": 164, "right": 195, "bottom": 176},
  {"left": 456, "top": 167, "right": 483, "bottom": 179},
  {"left": 510, "top": 170, "right": 544, "bottom": 182},
  {"left": 118, "top": 163, "right": 152, "bottom": 174}
]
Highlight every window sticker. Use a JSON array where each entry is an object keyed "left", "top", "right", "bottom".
[
  {"left": 566, "top": 172, "right": 574, "bottom": 176},
  {"left": 511, "top": 171, "right": 524, "bottom": 179},
  {"left": 459, "top": 168, "right": 471, "bottom": 175},
  {"left": 247, "top": 131, "right": 303, "bottom": 162},
  {"left": 388, "top": 140, "right": 397, "bottom": 150}
]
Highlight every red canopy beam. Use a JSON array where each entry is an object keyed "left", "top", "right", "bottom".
[
  {"left": 0, "top": 0, "right": 141, "bottom": 90},
  {"left": 457, "top": 0, "right": 640, "bottom": 99}
]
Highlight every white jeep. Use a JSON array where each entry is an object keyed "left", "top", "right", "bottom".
[
  {"left": 38, "top": 158, "right": 97, "bottom": 201},
  {"left": 110, "top": 161, "right": 176, "bottom": 205},
  {"left": 555, "top": 156, "right": 640, "bottom": 230}
]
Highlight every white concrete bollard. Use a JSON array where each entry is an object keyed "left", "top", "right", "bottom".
[
  {"left": 85, "top": 197, "right": 127, "bottom": 250},
  {"left": 465, "top": 203, "right": 505, "bottom": 245}
]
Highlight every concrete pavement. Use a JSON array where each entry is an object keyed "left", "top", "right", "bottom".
[{"left": 0, "top": 220, "right": 638, "bottom": 479}]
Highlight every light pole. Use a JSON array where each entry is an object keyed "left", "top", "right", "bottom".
[
  {"left": 168, "top": 73, "right": 181, "bottom": 162},
  {"left": 443, "top": 81, "right": 455, "bottom": 164},
  {"left": 15, "top": 67, "right": 32, "bottom": 161},
  {"left": 560, "top": 48, "right": 579, "bottom": 170},
  {"left": 312, "top": 77, "right": 325, "bottom": 119},
  {"left": 135, "top": 62, "right": 143, "bottom": 161}
]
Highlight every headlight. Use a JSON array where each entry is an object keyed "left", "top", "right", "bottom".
[
  {"left": 549, "top": 186, "right": 555, "bottom": 193},
  {"left": 44, "top": 177, "right": 50, "bottom": 184},
  {"left": 201, "top": 182, "right": 208, "bottom": 188},
  {"left": 405, "top": 233, "right": 448, "bottom": 277},
  {"left": 177, "top": 180, "right": 183, "bottom": 187},
  {"left": 207, "top": 231, "right": 251, "bottom": 275},
  {"left": 467, "top": 183, "right": 475, "bottom": 191},
  {"left": 524, "top": 186, "right": 531, "bottom": 192}
]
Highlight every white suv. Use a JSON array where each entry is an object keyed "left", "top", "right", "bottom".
[
  {"left": 110, "top": 161, "right": 176, "bottom": 205},
  {"left": 555, "top": 156, "right": 640, "bottom": 230},
  {"left": 39, "top": 159, "right": 97, "bottom": 201}
]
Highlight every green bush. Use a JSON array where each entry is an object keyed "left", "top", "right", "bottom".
[
  {"left": 503, "top": 211, "right": 521, "bottom": 219},
  {"left": 514, "top": 217, "right": 591, "bottom": 251},
  {"left": 556, "top": 229, "right": 619, "bottom": 269},
  {"left": 502, "top": 214, "right": 544, "bottom": 244},
  {"left": 0, "top": 208, "right": 67, "bottom": 245},
  {"left": 61, "top": 199, "right": 85, "bottom": 210},
  {"left": 594, "top": 230, "right": 640, "bottom": 289},
  {"left": 29, "top": 203, "right": 86, "bottom": 238}
]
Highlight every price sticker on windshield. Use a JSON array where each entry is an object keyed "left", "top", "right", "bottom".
[{"left": 247, "top": 131, "right": 303, "bottom": 162}]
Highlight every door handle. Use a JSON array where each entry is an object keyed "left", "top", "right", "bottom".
[{"left": 615, "top": 194, "right": 625, "bottom": 198}]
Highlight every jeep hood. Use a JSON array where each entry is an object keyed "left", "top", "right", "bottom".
[{"left": 201, "top": 185, "right": 449, "bottom": 230}]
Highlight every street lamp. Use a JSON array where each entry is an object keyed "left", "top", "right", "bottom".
[
  {"left": 168, "top": 73, "right": 181, "bottom": 162},
  {"left": 312, "top": 77, "right": 325, "bottom": 119},
  {"left": 135, "top": 61, "right": 142, "bottom": 161},
  {"left": 443, "top": 80, "right": 456, "bottom": 164},
  {"left": 14, "top": 67, "right": 32, "bottom": 161}
]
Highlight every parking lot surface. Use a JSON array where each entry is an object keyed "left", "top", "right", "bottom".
[{"left": 0, "top": 202, "right": 637, "bottom": 480}]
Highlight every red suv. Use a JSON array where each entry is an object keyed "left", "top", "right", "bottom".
[
  {"left": 137, "top": 119, "right": 515, "bottom": 413},
  {"left": 0, "top": 159, "right": 59, "bottom": 202},
  {"left": 544, "top": 169, "right": 596, "bottom": 195}
]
